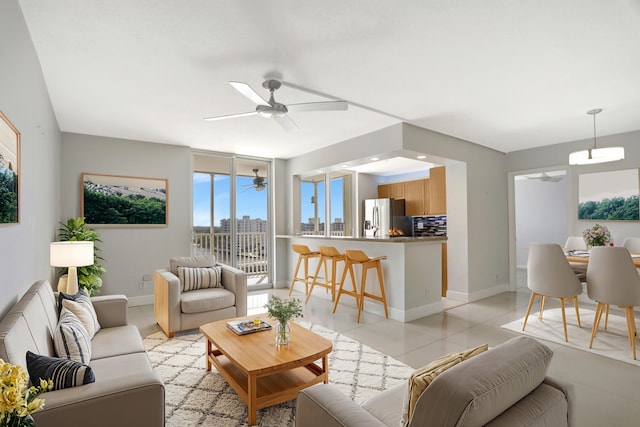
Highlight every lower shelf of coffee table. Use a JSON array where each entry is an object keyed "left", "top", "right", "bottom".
[{"left": 208, "top": 350, "right": 327, "bottom": 409}]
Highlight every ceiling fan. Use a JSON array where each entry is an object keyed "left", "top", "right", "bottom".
[
  {"left": 524, "top": 172, "right": 564, "bottom": 183},
  {"left": 242, "top": 169, "right": 267, "bottom": 192},
  {"left": 204, "top": 78, "right": 348, "bottom": 132}
]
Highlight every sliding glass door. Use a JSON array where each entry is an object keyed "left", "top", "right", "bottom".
[{"left": 193, "top": 154, "right": 271, "bottom": 288}]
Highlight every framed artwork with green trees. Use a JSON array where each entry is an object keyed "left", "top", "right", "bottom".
[
  {"left": 0, "top": 110, "right": 20, "bottom": 225},
  {"left": 578, "top": 168, "right": 639, "bottom": 221},
  {"left": 81, "top": 172, "right": 168, "bottom": 227}
]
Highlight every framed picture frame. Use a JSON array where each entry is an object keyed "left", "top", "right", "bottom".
[
  {"left": 0, "top": 110, "right": 20, "bottom": 225},
  {"left": 578, "top": 168, "right": 640, "bottom": 221},
  {"left": 81, "top": 172, "right": 168, "bottom": 227}
]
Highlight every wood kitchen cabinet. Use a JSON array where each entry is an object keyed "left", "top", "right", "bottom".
[
  {"left": 442, "top": 242, "right": 448, "bottom": 297},
  {"left": 377, "top": 166, "right": 446, "bottom": 215},
  {"left": 377, "top": 182, "right": 405, "bottom": 200},
  {"left": 428, "top": 166, "right": 446, "bottom": 214},
  {"left": 378, "top": 184, "right": 391, "bottom": 198},
  {"left": 404, "top": 179, "right": 428, "bottom": 216}
]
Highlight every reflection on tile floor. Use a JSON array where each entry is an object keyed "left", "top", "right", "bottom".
[{"left": 129, "top": 271, "right": 640, "bottom": 427}]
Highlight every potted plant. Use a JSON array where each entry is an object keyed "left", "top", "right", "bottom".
[
  {"left": 582, "top": 223, "right": 612, "bottom": 248},
  {"left": 57, "top": 217, "right": 106, "bottom": 296},
  {"left": 264, "top": 295, "right": 303, "bottom": 346}
]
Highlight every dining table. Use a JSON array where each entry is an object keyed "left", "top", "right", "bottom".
[{"left": 565, "top": 250, "right": 640, "bottom": 268}]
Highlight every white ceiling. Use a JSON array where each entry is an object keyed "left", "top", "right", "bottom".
[{"left": 17, "top": 0, "right": 640, "bottom": 162}]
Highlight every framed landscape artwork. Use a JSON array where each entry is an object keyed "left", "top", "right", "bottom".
[
  {"left": 578, "top": 168, "right": 640, "bottom": 221},
  {"left": 0, "top": 110, "right": 20, "bottom": 224},
  {"left": 81, "top": 173, "right": 168, "bottom": 227}
]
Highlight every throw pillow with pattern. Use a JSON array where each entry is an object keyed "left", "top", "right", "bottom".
[
  {"left": 26, "top": 351, "right": 95, "bottom": 390},
  {"left": 58, "top": 290, "right": 101, "bottom": 337},
  {"left": 178, "top": 266, "right": 223, "bottom": 292},
  {"left": 54, "top": 307, "right": 92, "bottom": 363}
]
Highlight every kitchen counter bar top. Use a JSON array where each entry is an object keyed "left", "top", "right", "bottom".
[
  {"left": 276, "top": 234, "right": 446, "bottom": 243},
  {"left": 277, "top": 235, "right": 445, "bottom": 322}
]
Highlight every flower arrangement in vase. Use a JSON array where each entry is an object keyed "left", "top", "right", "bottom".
[
  {"left": 264, "top": 295, "right": 303, "bottom": 347},
  {"left": 0, "top": 359, "right": 53, "bottom": 426},
  {"left": 582, "top": 223, "right": 612, "bottom": 248}
]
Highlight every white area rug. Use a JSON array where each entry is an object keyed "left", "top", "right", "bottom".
[
  {"left": 144, "top": 321, "right": 413, "bottom": 426},
  {"left": 501, "top": 307, "right": 640, "bottom": 367}
]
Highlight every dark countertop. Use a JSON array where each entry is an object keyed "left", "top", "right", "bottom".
[{"left": 276, "top": 235, "right": 447, "bottom": 243}]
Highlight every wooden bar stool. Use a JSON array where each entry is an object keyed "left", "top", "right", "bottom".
[
  {"left": 333, "top": 249, "right": 388, "bottom": 322},
  {"left": 289, "top": 244, "right": 321, "bottom": 299},
  {"left": 307, "top": 246, "right": 346, "bottom": 303}
]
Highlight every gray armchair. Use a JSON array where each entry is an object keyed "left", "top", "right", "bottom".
[{"left": 154, "top": 255, "right": 247, "bottom": 337}]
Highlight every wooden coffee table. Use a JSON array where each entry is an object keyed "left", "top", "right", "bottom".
[{"left": 200, "top": 316, "right": 332, "bottom": 426}]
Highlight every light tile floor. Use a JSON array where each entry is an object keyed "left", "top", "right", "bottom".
[{"left": 129, "top": 275, "right": 640, "bottom": 427}]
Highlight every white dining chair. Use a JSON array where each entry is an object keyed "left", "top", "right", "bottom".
[
  {"left": 523, "top": 243, "right": 583, "bottom": 342},
  {"left": 564, "top": 236, "right": 587, "bottom": 281},
  {"left": 622, "top": 237, "right": 640, "bottom": 254},
  {"left": 564, "top": 236, "right": 587, "bottom": 251},
  {"left": 586, "top": 246, "right": 640, "bottom": 360}
]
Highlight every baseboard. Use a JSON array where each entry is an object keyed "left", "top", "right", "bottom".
[
  {"left": 128, "top": 295, "right": 154, "bottom": 307},
  {"left": 447, "top": 282, "right": 509, "bottom": 303},
  {"left": 393, "top": 301, "right": 444, "bottom": 322}
]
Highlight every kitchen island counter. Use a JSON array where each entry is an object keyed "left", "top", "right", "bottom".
[
  {"left": 276, "top": 235, "right": 445, "bottom": 322},
  {"left": 276, "top": 234, "right": 446, "bottom": 243}
]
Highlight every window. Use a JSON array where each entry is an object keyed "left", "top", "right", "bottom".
[
  {"left": 298, "top": 172, "right": 353, "bottom": 237},
  {"left": 330, "top": 173, "right": 352, "bottom": 236},
  {"left": 300, "top": 175, "right": 325, "bottom": 235}
]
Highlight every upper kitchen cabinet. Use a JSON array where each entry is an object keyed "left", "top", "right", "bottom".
[
  {"left": 404, "top": 179, "right": 428, "bottom": 216},
  {"left": 428, "top": 166, "right": 446, "bottom": 214},
  {"left": 378, "top": 182, "right": 404, "bottom": 200}
]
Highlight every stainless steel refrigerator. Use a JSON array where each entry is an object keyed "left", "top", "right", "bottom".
[{"left": 362, "top": 198, "right": 407, "bottom": 237}]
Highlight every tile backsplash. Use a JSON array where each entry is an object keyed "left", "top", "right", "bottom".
[{"left": 412, "top": 215, "right": 447, "bottom": 237}]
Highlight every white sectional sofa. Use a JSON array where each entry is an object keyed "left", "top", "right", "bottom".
[{"left": 0, "top": 280, "right": 164, "bottom": 427}]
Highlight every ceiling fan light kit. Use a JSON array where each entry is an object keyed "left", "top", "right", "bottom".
[
  {"left": 569, "top": 108, "right": 625, "bottom": 165},
  {"left": 204, "top": 77, "right": 348, "bottom": 132}
]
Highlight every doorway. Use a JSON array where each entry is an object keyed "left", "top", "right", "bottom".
[
  {"left": 193, "top": 153, "right": 271, "bottom": 289},
  {"left": 511, "top": 169, "right": 568, "bottom": 288}
]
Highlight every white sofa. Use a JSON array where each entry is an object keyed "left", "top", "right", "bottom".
[
  {"left": 0, "top": 280, "right": 164, "bottom": 427},
  {"left": 296, "top": 336, "right": 573, "bottom": 427}
]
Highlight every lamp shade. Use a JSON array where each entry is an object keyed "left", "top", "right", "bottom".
[
  {"left": 568, "top": 146, "right": 625, "bottom": 165},
  {"left": 50, "top": 241, "right": 94, "bottom": 267}
]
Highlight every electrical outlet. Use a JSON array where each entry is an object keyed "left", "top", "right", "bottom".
[
  {"left": 143, "top": 274, "right": 152, "bottom": 282},
  {"left": 139, "top": 281, "right": 145, "bottom": 289}
]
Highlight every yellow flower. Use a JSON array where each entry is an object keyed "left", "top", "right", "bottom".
[
  {"left": 0, "top": 359, "right": 51, "bottom": 423},
  {"left": 39, "top": 379, "right": 50, "bottom": 390},
  {"left": 27, "top": 397, "right": 45, "bottom": 412}
]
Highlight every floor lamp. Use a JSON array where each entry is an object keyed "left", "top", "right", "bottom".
[{"left": 50, "top": 241, "right": 94, "bottom": 294}]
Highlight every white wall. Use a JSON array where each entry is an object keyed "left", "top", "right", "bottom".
[
  {"left": 0, "top": 0, "right": 61, "bottom": 318},
  {"left": 60, "top": 133, "right": 192, "bottom": 305},
  {"left": 403, "top": 123, "right": 508, "bottom": 299},
  {"left": 514, "top": 175, "right": 568, "bottom": 268}
]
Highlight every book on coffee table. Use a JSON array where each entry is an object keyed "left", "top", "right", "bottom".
[{"left": 226, "top": 319, "right": 272, "bottom": 335}]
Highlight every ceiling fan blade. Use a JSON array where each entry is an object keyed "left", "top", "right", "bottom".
[
  {"left": 273, "top": 114, "right": 299, "bottom": 132},
  {"left": 287, "top": 100, "right": 348, "bottom": 113},
  {"left": 203, "top": 111, "right": 257, "bottom": 121},
  {"left": 229, "top": 81, "right": 269, "bottom": 106}
]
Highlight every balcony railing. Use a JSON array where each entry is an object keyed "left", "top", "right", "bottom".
[{"left": 192, "top": 232, "right": 268, "bottom": 279}]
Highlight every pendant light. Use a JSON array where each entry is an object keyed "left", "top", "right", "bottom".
[{"left": 569, "top": 108, "right": 625, "bottom": 165}]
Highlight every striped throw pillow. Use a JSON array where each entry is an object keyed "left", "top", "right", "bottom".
[
  {"left": 26, "top": 351, "right": 95, "bottom": 390},
  {"left": 54, "top": 307, "right": 92, "bottom": 363},
  {"left": 58, "top": 290, "right": 101, "bottom": 337},
  {"left": 178, "top": 266, "right": 222, "bottom": 291}
]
